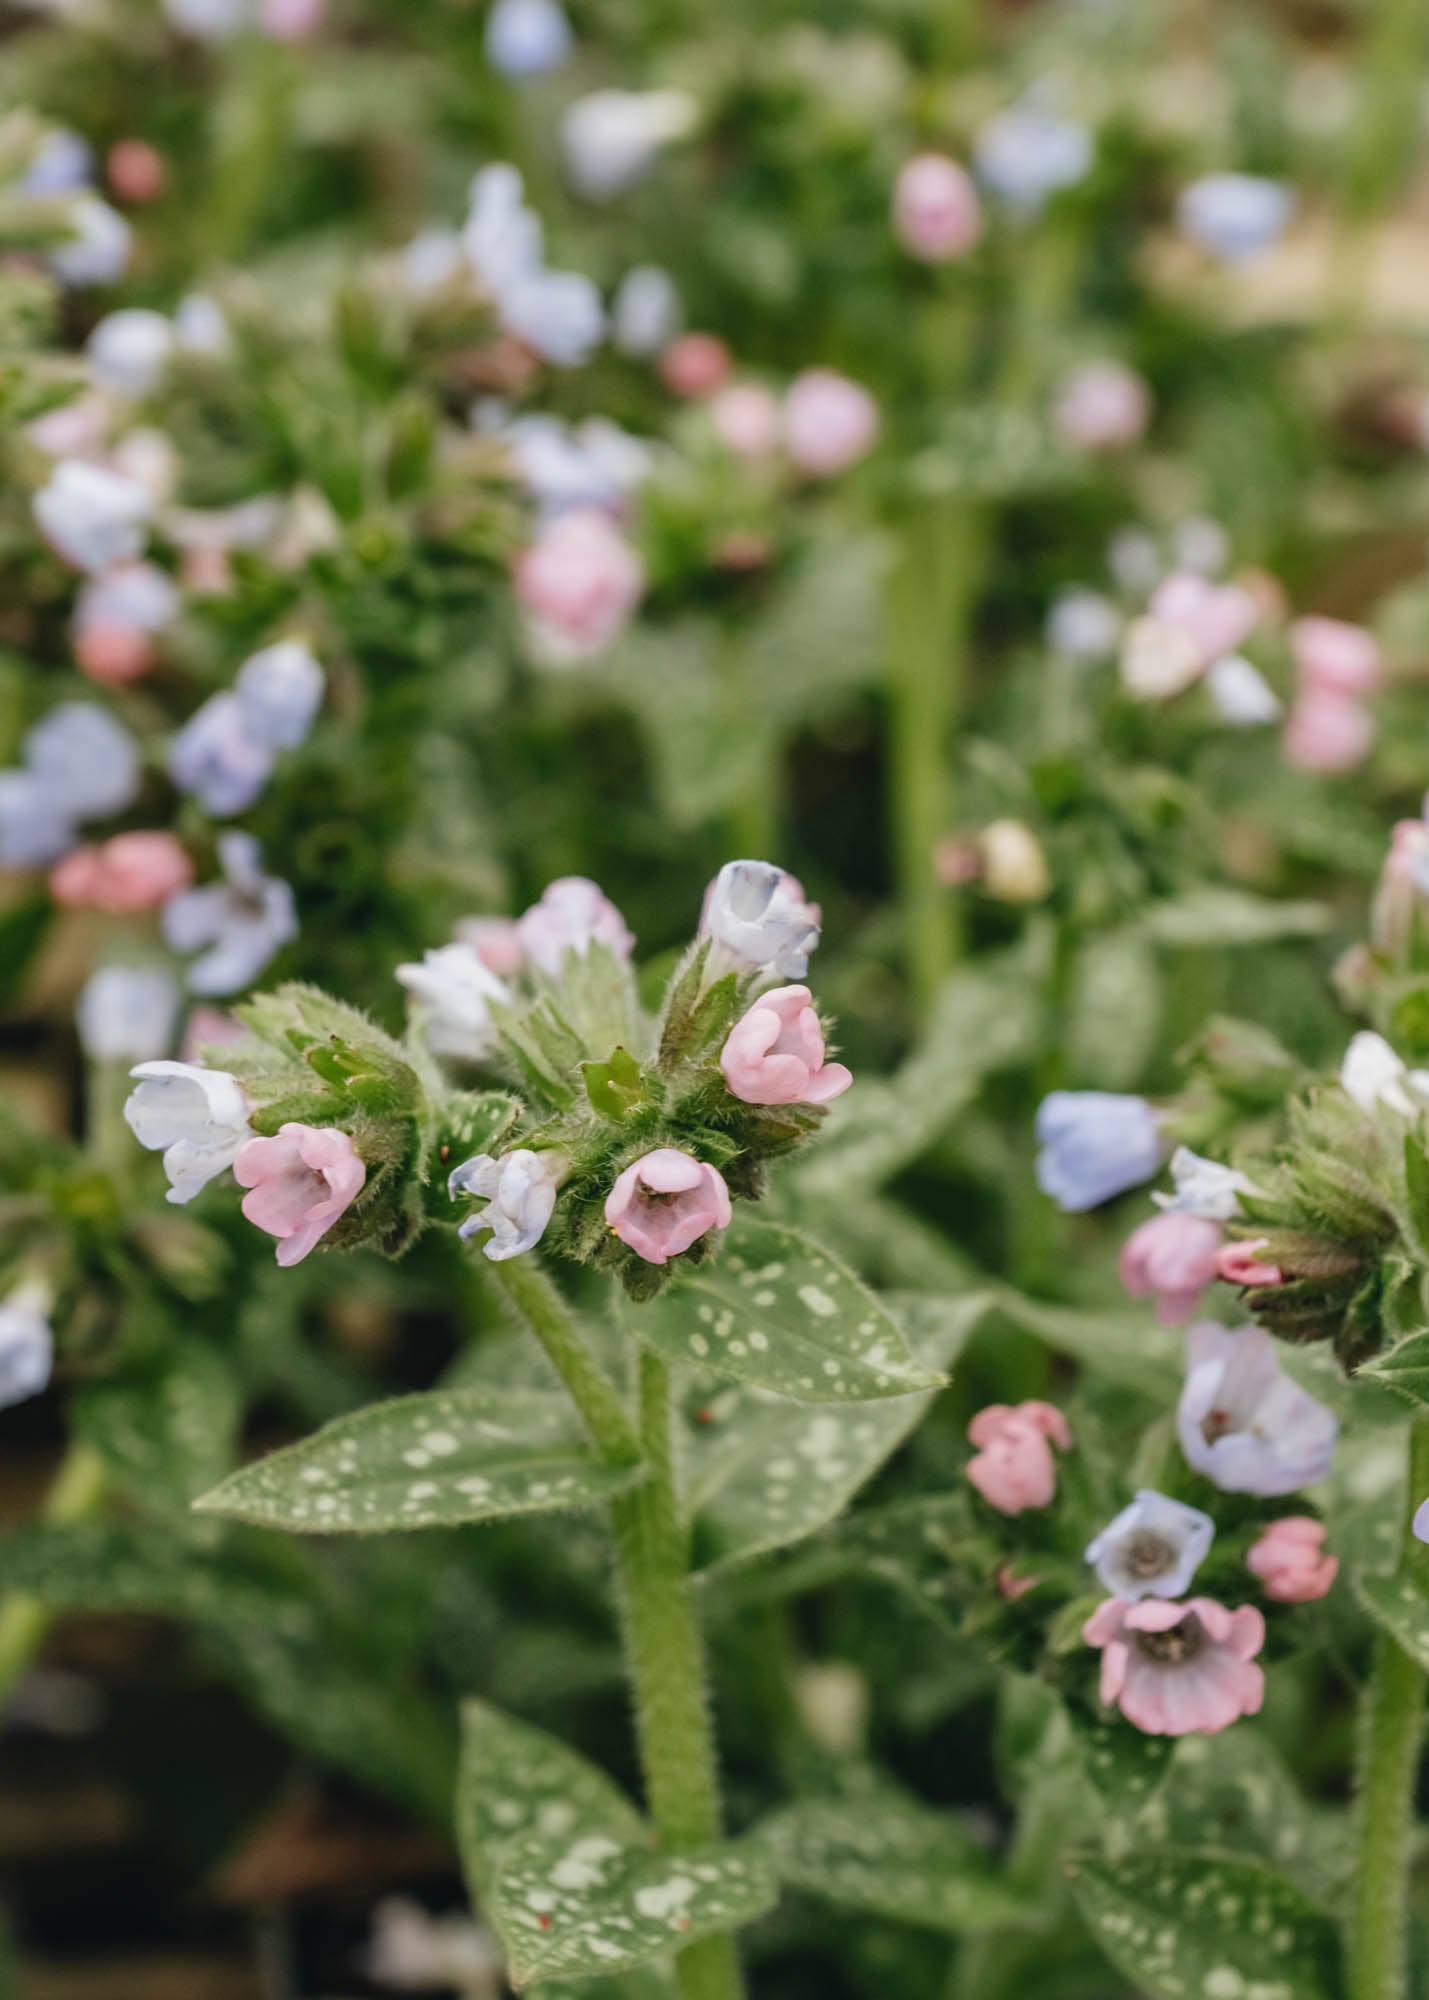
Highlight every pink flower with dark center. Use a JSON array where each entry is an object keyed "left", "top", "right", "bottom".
[
  {"left": 966, "top": 1401, "right": 1071, "bottom": 1516},
  {"left": 513, "top": 508, "right": 645, "bottom": 664},
  {"left": 1083, "top": 1596, "right": 1265, "bottom": 1735},
  {"left": 1118, "top": 1211, "right": 1223, "bottom": 1325},
  {"left": 604, "top": 1148, "right": 731, "bottom": 1264},
  {"left": 1282, "top": 691, "right": 1375, "bottom": 773},
  {"left": 659, "top": 333, "right": 733, "bottom": 399},
  {"left": 1246, "top": 1517, "right": 1337, "bottom": 1602},
  {"left": 50, "top": 831, "right": 193, "bottom": 913},
  {"left": 1214, "top": 1239, "right": 1283, "bottom": 1287},
  {"left": 892, "top": 152, "right": 983, "bottom": 261},
  {"left": 1290, "top": 616, "right": 1382, "bottom": 698},
  {"left": 720, "top": 985, "right": 851, "bottom": 1108},
  {"left": 784, "top": 370, "right": 879, "bottom": 478},
  {"left": 233, "top": 1123, "right": 365, "bottom": 1267}
]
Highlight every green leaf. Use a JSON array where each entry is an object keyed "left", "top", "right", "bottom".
[
  {"left": 1068, "top": 1848, "right": 1343, "bottom": 2000},
  {"left": 1132, "top": 1732, "right": 1348, "bottom": 1900},
  {"left": 0, "top": 1520, "right": 304, "bottom": 1626},
  {"left": 631, "top": 1218, "right": 943, "bottom": 1403},
  {"left": 0, "top": 892, "right": 51, "bottom": 1008},
  {"left": 764, "top": 1787, "right": 1037, "bottom": 1934},
  {"left": 1354, "top": 1569, "right": 1429, "bottom": 1671},
  {"left": 491, "top": 1831, "right": 776, "bottom": 1985},
  {"left": 1067, "top": 1705, "right": 1176, "bottom": 1809},
  {"left": 1359, "top": 1328, "right": 1429, "bottom": 1413},
  {"left": 73, "top": 1344, "right": 241, "bottom": 1516},
  {"left": 990, "top": 1290, "right": 1182, "bottom": 1401},
  {"left": 1405, "top": 1134, "right": 1429, "bottom": 1263},
  {"left": 1140, "top": 889, "right": 1330, "bottom": 947},
  {"left": 435, "top": 1089, "right": 523, "bottom": 1165},
  {"left": 583, "top": 1046, "right": 652, "bottom": 1121},
  {"left": 1065, "top": 928, "right": 1163, "bottom": 1091},
  {"left": 194, "top": 1387, "right": 645, "bottom": 1533}
]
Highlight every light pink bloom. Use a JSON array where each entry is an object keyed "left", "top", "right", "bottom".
[
  {"left": 892, "top": 152, "right": 982, "bottom": 261},
  {"left": 457, "top": 916, "right": 525, "bottom": 978},
  {"left": 604, "top": 1148, "right": 731, "bottom": 1264},
  {"left": 50, "top": 831, "right": 193, "bottom": 913},
  {"left": 1290, "top": 615, "right": 1381, "bottom": 698},
  {"left": 710, "top": 383, "right": 782, "bottom": 460},
  {"left": 1247, "top": 1517, "right": 1337, "bottom": 1603},
  {"left": 1214, "top": 1239, "right": 1283, "bottom": 1287},
  {"left": 1052, "top": 360, "right": 1151, "bottom": 452},
  {"left": 1118, "top": 1212, "right": 1223, "bottom": 1325},
  {"left": 107, "top": 140, "right": 165, "bottom": 204},
  {"left": 260, "top": 0, "right": 326, "bottom": 35},
  {"left": 784, "top": 370, "right": 879, "bottom": 478},
  {"left": 233, "top": 1123, "right": 365, "bottom": 1267},
  {"left": 181, "top": 1005, "right": 246, "bottom": 1063},
  {"left": 1283, "top": 691, "right": 1375, "bottom": 772},
  {"left": 659, "top": 333, "right": 733, "bottom": 399},
  {"left": 517, "top": 876, "right": 633, "bottom": 978},
  {"left": 513, "top": 507, "right": 645, "bottom": 663},
  {"left": 965, "top": 1401, "right": 1071, "bottom": 1516},
  {"left": 720, "top": 985, "right": 851, "bottom": 1108},
  {"left": 1083, "top": 1596, "right": 1265, "bottom": 1736},
  {"left": 1146, "top": 572, "right": 1259, "bottom": 668},
  {"left": 74, "top": 622, "right": 154, "bottom": 685},
  {"left": 1372, "top": 817, "right": 1429, "bottom": 958}
]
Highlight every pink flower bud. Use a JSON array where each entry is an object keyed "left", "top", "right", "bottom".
[
  {"left": 1214, "top": 1239, "right": 1283, "bottom": 1288},
  {"left": 965, "top": 1401, "right": 1071, "bottom": 1516},
  {"left": 107, "top": 140, "right": 165, "bottom": 204},
  {"left": 784, "top": 369, "right": 879, "bottom": 478},
  {"left": 50, "top": 831, "right": 193, "bottom": 913},
  {"left": 74, "top": 622, "right": 155, "bottom": 686},
  {"left": 1052, "top": 359, "right": 1151, "bottom": 451},
  {"left": 233, "top": 1123, "right": 365, "bottom": 1267},
  {"left": 892, "top": 152, "right": 982, "bottom": 262},
  {"left": 659, "top": 333, "right": 733, "bottom": 399},
  {"left": 260, "top": 0, "right": 325, "bottom": 36},
  {"left": 1146, "top": 572, "right": 1259, "bottom": 667},
  {"left": 456, "top": 915, "right": 525, "bottom": 979},
  {"left": 720, "top": 984, "right": 852, "bottom": 1107},
  {"left": 1246, "top": 1517, "right": 1337, "bottom": 1603},
  {"left": 513, "top": 507, "right": 645, "bottom": 663},
  {"left": 604, "top": 1148, "right": 731, "bottom": 1265},
  {"left": 1118, "top": 1212, "right": 1222, "bottom": 1325},
  {"left": 1290, "top": 615, "right": 1381, "bottom": 698},
  {"left": 1282, "top": 691, "right": 1375, "bottom": 773},
  {"left": 994, "top": 1563, "right": 1041, "bottom": 1601},
  {"left": 710, "top": 383, "right": 782, "bottom": 460}
]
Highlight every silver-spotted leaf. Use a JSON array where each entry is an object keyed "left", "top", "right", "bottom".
[
  {"left": 1354, "top": 1569, "right": 1429, "bottom": 1671},
  {"left": 764, "top": 1788, "right": 1036, "bottom": 1934},
  {"left": 195, "top": 1388, "right": 644, "bottom": 1533},
  {"left": 73, "top": 1344, "right": 241, "bottom": 1515},
  {"left": 1068, "top": 1848, "right": 1342, "bottom": 2000},
  {"left": 631, "top": 1218, "right": 942, "bottom": 1403}
]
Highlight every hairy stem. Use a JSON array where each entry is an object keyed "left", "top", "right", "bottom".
[
  {"left": 0, "top": 1442, "right": 108, "bottom": 1709},
  {"left": 491, "top": 1262, "right": 742, "bottom": 2000},
  {"left": 1347, "top": 1414, "right": 1429, "bottom": 2000}
]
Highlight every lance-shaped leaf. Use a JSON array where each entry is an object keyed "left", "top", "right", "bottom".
[
  {"left": 764, "top": 1787, "right": 1037, "bottom": 1934},
  {"left": 1139, "top": 889, "right": 1330, "bottom": 946},
  {"left": 73, "top": 1343, "right": 241, "bottom": 1516},
  {"left": 1360, "top": 1327, "right": 1429, "bottom": 1414},
  {"left": 490, "top": 1830, "right": 776, "bottom": 1985},
  {"left": 195, "top": 1387, "right": 645, "bottom": 1533},
  {"left": 1354, "top": 1569, "right": 1429, "bottom": 1672},
  {"left": 630, "top": 1218, "right": 943, "bottom": 1404},
  {"left": 1068, "top": 1848, "right": 1342, "bottom": 2000}
]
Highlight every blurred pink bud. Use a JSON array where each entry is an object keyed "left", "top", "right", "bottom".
[
  {"left": 711, "top": 530, "right": 772, "bottom": 572},
  {"left": 1282, "top": 691, "right": 1375, "bottom": 772},
  {"left": 50, "top": 832, "right": 193, "bottom": 913},
  {"left": 720, "top": 984, "right": 851, "bottom": 1107},
  {"left": 457, "top": 916, "right": 525, "bottom": 978},
  {"left": 710, "top": 383, "right": 782, "bottom": 459},
  {"left": 605, "top": 1148, "right": 731, "bottom": 1264},
  {"left": 1290, "top": 615, "right": 1382, "bottom": 697},
  {"left": 181, "top": 545, "right": 234, "bottom": 596},
  {"left": 966, "top": 1401, "right": 1070, "bottom": 1515},
  {"left": 892, "top": 152, "right": 982, "bottom": 261},
  {"left": 260, "top": 0, "right": 325, "bottom": 36},
  {"left": 181, "top": 1005, "right": 247, "bottom": 1063},
  {"left": 107, "top": 140, "right": 165, "bottom": 204},
  {"left": 1246, "top": 1517, "right": 1337, "bottom": 1603},
  {"left": 1215, "top": 1239, "right": 1283, "bottom": 1287},
  {"left": 74, "top": 622, "right": 154, "bottom": 685},
  {"left": 784, "top": 369, "right": 879, "bottom": 478},
  {"left": 659, "top": 333, "right": 733, "bottom": 399},
  {"left": 513, "top": 508, "right": 645, "bottom": 663},
  {"left": 1119, "top": 1211, "right": 1222, "bottom": 1325},
  {"left": 995, "top": 1563, "right": 1041, "bottom": 1601},
  {"left": 1147, "top": 572, "right": 1258, "bottom": 667},
  {"left": 1052, "top": 359, "right": 1151, "bottom": 451},
  {"left": 234, "top": 1123, "right": 365, "bottom": 1267}
]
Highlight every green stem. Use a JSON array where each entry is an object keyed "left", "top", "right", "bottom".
[
  {"left": 0, "top": 1441, "right": 108, "bottom": 1709},
  {"left": 886, "top": 500, "right": 983, "bottom": 1020},
  {"left": 722, "top": 621, "right": 778, "bottom": 863},
  {"left": 490, "top": 1263, "right": 741, "bottom": 2000},
  {"left": 1347, "top": 1414, "right": 1429, "bottom": 2000}
]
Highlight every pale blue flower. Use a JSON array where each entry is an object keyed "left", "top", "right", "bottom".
[
  {"left": 1085, "top": 1489, "right": 1214, "bottom": 1601},
  {"left": 170, "top": 692, "right": 274, "bottom": 817},
  {"left": 0, "top": 1284, "right": 53, "bottom": 1411},
  {"left": 25, "top": 702, "right": 141, "bottom": 822},
  {"left": 1035, "top": 1090, "right": 1162, "bottom": 1210},
  {"left": 19, "top": 128, "right": 93, "bottom": 198},
  {"left": 49, "top": 194, "right": 131, "bottom": 288},
  {"left": 34, "top": 461, "right": 152, "bottom": 573},
  {"left": 612, "top": 265, "right": 680, "bottom": 357},
  {"left": 76, "top": 965, "right": 181, "bottom": 1063},
  {"left": 234, "top": 639, "right": 324, "bottom": 751},
  {"left": 450, "top": 1149, "right": 559, "bottom": 1259},
  {"left": 0, "top": 771, "right": 76, "bottom": 867},
  {"left": 1178, "top": 1323, "right": 1337, "bottom": 1496},
  {"left": 1177, "top": 173, "right": 1294, "bottom": 262},
  {"left": 163, "top": 832, "right": 297, "bottom": 996},
  {"left": 485, "top": 0, "right": 572, "bottom": 78},
  {"left": 974, "top": 95, "right": 1093, "bottom": 217}
]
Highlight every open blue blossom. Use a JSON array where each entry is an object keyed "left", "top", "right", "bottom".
[
  {"left": 485, "top": 0, "right": 572, "bottom": 78},
  {"left": 1177, "top": 173, "right": 1295, "bottom": 263},
  {"left": 234, "top": 639, "right": 325, "bottom": 752},
  {"left": 0, "top": 1284, "right": 54, "bottom": 1412},
  {"left": 1178, "top": 1323, "right": 1338, "bottom": 1496},
  {"left": 25, "top": 703, "right": 141, "bottom": 823},
  {"left": 974, "top": 93, "right": 1092, "bottom": 218},
  {"left": 163, "top": 833, "right": 297, "bottom": 996},
  {"left": 1034, "top": 1091, "right": 1162, "bottom": 1211},
  {"left": 1086, "top": 1490, "right": 1215, "bottom": 1601},
  {"left": 170, "top": 692, "right": 275, "bottom": 817}
]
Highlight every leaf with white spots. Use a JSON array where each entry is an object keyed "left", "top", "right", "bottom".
[
  {"left": 194, "top": 1389, "right": 645, "bottom": 1534},
  {"left": 491, "top": 1831, "right": 777, "bottom": 1985},
  {"left": 631, "top": 1218, "right": 943, "bottom": 1403},
  {"left": 1068, "top": 1848, "right": 1343, "bottom": 2000},
  {"left": 74, "top": 1343, "right": 242, "bottom": 1515},
  {"left": 1353, "top": 1568, "right": 1429, "bottom": 1673},
  {"left": 764, "top": 1788, "right": 1038, "bottom": 1934}
]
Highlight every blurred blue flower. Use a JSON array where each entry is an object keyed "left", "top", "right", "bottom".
[
  {"left": 1177, "top": 173, "right": 1294, "bottom": 262},
  {"left": 1035, "top": 1090, "right": 1162, "bottom": 1210}
]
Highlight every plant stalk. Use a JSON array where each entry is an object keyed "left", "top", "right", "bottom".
[
  {"left": 490, "top": 1261, "right": 742, "bottom": 2000},
  {"left": 1347, "top": 1413, "right": 1429, "bottom": 2000},
  {"left": 0, "top": 1441, "right": 108, "bottom": 1709}
]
